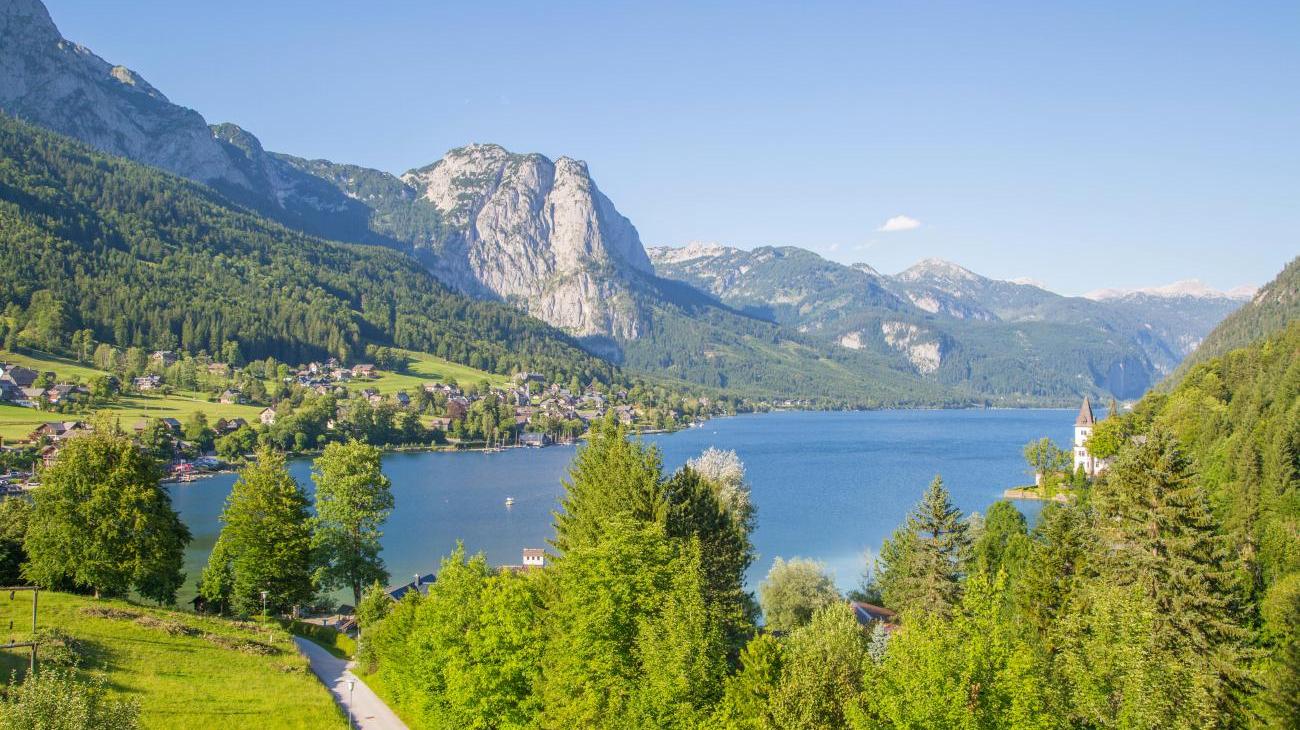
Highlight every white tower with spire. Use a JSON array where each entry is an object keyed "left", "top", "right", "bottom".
[{"left": 1072, "top": 397, "right": 1104, "bottom": 476}]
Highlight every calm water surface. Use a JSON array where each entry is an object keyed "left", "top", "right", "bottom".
[{"left": 167, "top": 409, "right": 1071, "bottom": 602}]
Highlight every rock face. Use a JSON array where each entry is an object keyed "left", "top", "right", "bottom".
[
  {"left": 0, "top": 0, "right": 247, "bottom": 188},
  {"left": 403, "top": 145, "right": 653, "bottom": 340}
]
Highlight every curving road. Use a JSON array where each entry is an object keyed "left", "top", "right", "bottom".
[{"left": 293, "top": 636, "right": 407, "bottom": 730}]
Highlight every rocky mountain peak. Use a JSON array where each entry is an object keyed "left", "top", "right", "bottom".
[
  {"left": 401, "top": 143, "right": 653, "bottom": 341},
  {"left": 897, "top": 257, "right": 980, "bottom": 283},
  {"left": 851, "top": 262, "right": 882, "bottom": 277},
  {"left": 1, "top": 0, "right": 60, "bottom": 46},
  {"left": 0, "top": 0, "right": 250, "bottom": 190}
]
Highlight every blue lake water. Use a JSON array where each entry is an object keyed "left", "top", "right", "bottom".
[{"left": 167, "top": 409, "right": 1072, "bottom": 603}]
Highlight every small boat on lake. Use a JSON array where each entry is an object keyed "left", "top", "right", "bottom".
[{"left": 505, "top": 496, "right": 515, "bottom": 507}]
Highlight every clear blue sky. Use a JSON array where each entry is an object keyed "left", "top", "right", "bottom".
[{"left": 45, "top": 0, "right": 1298, "bottom": 294}]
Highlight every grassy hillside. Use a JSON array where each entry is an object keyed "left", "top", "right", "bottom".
[
  {"left": 0, "top": 347, "right": 508, "bottom": 442},
  {"left": 349, "top": 349, "right": 511, "bottom": 397},
  {"left": 0, "top": 591, "right": 344, "bottom": 729}
]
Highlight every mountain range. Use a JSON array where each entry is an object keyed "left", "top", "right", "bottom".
[
  {"left": 0, "top": 0, "right": 1258, "bottom": 404},
  {"left": 648, "top": 244, "right": 1247, "bottom": 399}
]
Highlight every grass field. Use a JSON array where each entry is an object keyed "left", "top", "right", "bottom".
[
  {"left": 346, "top": 349, "right": 511, "bottom": 396},
  {"left": 0, "top": 346, "right": 509, "bottom": 443},
  {"left": 0, "top": 591, "right": 345, "bottom": 729}
]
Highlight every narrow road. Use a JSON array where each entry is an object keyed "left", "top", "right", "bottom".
[{"left": 293, "top": 636, "right": 407, "bottom": 730}]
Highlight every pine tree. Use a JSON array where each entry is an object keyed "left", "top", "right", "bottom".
[
  {"left": 877, "top": 476, "right": 971, "bottom": 620},
  {"left": 1092, "top": 428, "right": 1252, "bottom": 721}
]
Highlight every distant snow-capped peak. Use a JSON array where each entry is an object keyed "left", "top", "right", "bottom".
[{"left": 1083, "top": 279, "right": 1255, "bottom": 302}]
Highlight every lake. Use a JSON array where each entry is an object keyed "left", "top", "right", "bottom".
[{"left": 166, "top": 409, "right": 1072, "bottom": 604}]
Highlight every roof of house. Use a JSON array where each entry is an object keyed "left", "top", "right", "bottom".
[
  {"left": 849, "top": 601, "right": 898, "bottom": 625},
  {"left": 387, "top": 573, "right": 437, "bottom": 601},
  {"left": 1075, "top": 397, "right": 1095, "bottom": 427}
]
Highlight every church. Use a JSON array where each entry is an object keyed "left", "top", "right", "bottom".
[{"left": 1072, "top": 397, "right": 1110, "bottom": 477}]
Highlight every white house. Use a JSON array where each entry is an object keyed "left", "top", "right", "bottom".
[{"left": 522, "top": 548, "right": 546, "bottom": 569}]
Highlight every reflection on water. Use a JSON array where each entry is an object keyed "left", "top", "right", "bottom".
[{"left": 167, "top": 409, "right": 1071, "bottom": 602}]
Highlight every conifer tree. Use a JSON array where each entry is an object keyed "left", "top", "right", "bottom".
[
  {"left": 877, "top": 475, "right": 971, "bottom": 620},
  {"left": 551, "top": 416, "right": 666, "bottom": 553},
  {"left": 631, "top": 538, "right": 728, "bottom": 728},
  {"left": 665, "top": 466, "right": 756, "bottom": 650},
  {"left": 1092, "top": 428, "right": 1251, "bottom": 720}
]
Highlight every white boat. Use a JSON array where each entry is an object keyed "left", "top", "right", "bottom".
[{"left": 505, "top": 497, "right": 515, "bottom": 507}]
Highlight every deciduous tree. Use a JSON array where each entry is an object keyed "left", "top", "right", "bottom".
[{"left": 312, "top": 440, "right": 394, "bottom": 605}]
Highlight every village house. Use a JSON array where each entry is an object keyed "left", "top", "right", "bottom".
[
  {"left": 0, "top": 364, "right": 39, "bottom": 388},
  {"left": 513, "top": 372, "right": 545, "bottom": 384},
  {"left": 445, "top": 397, "right": 469, "bottom": 420},
  {"left": 0, "top": 381, "right": 23, "bottom": 403},
  {"left": 352, "top": 363, "right": 377, "bottom": 378},
  {"left": 150, "top": 350, "right": 179, "bottom": 367},
  {"left": 206, "top": 362, "right": 230, "bottom": 377},
  {"left": 30, "top": 421, "right": 88, "bottom": 442},
  {"left": 387, "top": 573, "right": 436, "bottom": 602},
  {"left": 133, "top": 375, "right": 162, "bottom": 391},
  {"left": 501, "top": 548, "right": 549, "bottom": 573},
  {"left": 45, "top": 383, "right": 85, "bottom": 405},
  {"left": 519, "top": 432, "right": 550, "bottom": 448},
  {"left": 218, "top": 389, "right": 245, "bottom": 405},
  {"left": 394, "top": 391, "right": 411, "bottom": 407},
  {"left": 259, "top": 407, "right": 277, "bottom": 425},
  {"left": 216, "top": 417, "right": 247, "bottom": 433},
  {"left": 18, "top": 387, "right": 46, "bottom": 407}
]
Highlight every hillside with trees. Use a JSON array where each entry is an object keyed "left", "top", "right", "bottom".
[
  {"left": 1172, "top": 254, "right": 1300, "bottom": 379},
  {"left": 0, "top": 113, "right": 613, "bottom": 385}
]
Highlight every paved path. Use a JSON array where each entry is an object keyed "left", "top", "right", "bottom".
[{"left": 293, "top": 636, "right": 407, "bottom": 730}]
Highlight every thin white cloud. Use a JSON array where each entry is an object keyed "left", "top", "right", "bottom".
[{"left": 878, "top": 215, "right": 921, "bottom": 232}]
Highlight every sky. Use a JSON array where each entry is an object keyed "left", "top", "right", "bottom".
[{"left": 44, "top": 0, "right": 1299, "bottom": 295}]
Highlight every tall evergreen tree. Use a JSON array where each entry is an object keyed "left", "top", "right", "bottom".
[
  {"left": 1092, "top": 428, "right": 1252, "bottom": 722},
  {"left": 876, "top": 475, "right": 971, "bottom": 620},
  {"left": 312, "top": 440, "right": 394, "bottom": 605},
  {"left": 631, "top": 538, "right": 728, "bottom": 729},
  {"left": 199, "top": 447, "right": 315, "bottom": 615},
  {"left": 665, "top": 466, "right": 756, "bottom": 651},
  {"left": 552, "top": 417, "right": 667, "bottom": 554}
]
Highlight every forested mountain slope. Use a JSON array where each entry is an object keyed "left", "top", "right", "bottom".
[
  {"left": 1172, "top": 255, "right": 1300, "bottom": 380},
  {"left": 0, "top": 113, "right": 613, "bottom": 383}
]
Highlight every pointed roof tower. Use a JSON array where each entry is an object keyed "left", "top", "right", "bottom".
[{"left": 1075, "top": 397, "right": 1095, "bottom": 427}]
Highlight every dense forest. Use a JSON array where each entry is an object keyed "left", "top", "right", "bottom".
[
  {"left": 0, "top": 114, "right": 612, "bottom": 385},
  {"left": 350, "top": 321, "right": 1299, "bottom": 728}
]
